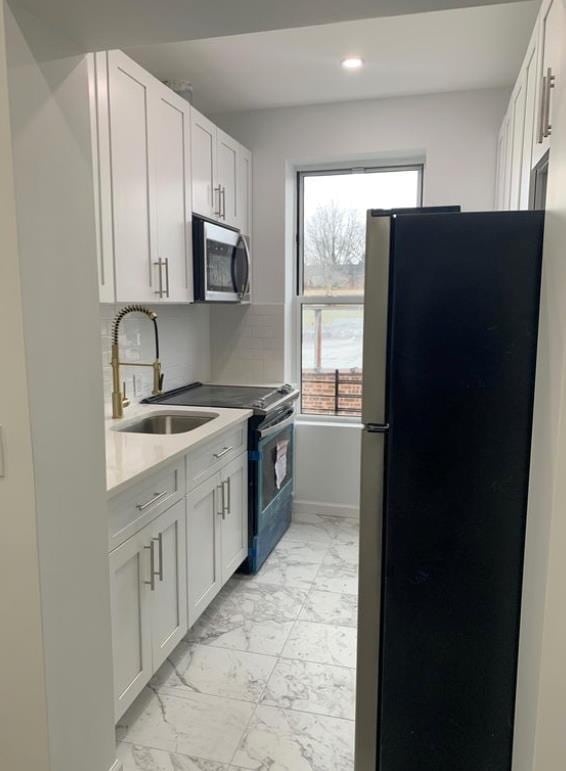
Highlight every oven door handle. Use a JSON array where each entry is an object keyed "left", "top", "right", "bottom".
[{"left": 258, "top": 413, "right": 295, "bottom": 439}]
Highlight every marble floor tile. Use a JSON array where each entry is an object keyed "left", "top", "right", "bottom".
[
  {"left": 284, "top": 519, "right": 334, "bottom": 545},
  {"left": 299, "top": 589, "right": 358, "bottom": 628},
  {"left": 151, "top": 643, "right": 277, "bottom": 703},
  {"left": 281, "top": 621, "right": 357, "bottom": 668},
  {"left": 290, "top": 513, "right": 360, "bottom": 545},
  {"left": 271, "top": 537, "right": 328, "bottom": 564},
  {"left": 117, "top": 687, "right": 254, "bottom": 763},
  {"left": 314, "top": 547, "right": 359, "bottom": 595},
  {"left": 231, "top": 705, "right": 355, "bottom": 771},
  {"left": 248, "top": 549, "right": 323, "bottom": 590},
  {"left": 261, "top": 658, "right": 356, "bottom": 719},
  {"left": 185, "top": 582, "right": 305, "bottom": 656},
  {"left": 117, "top": 742, "right": 230, "bottom": 770}
]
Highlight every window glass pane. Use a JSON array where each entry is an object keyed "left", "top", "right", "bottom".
[
  {"left": 301, "top": 304, "right": 363, "bottom": 417},
  {"left": 302, "top": 168, "right": 420, "bottom": 296}
]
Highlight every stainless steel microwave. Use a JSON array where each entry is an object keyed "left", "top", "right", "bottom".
[{"left": 192, "top": 214, "right": 251, "bottom": 303}]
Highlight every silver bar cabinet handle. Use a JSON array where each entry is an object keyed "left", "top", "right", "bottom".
[
  {"left": 213, "top": 446, "right": 232, "bottom": 460},
  {"left": 154, "top": 259, "right": 164, "bottom": 297},
  {"left": 217, "top": 484, "right": 226, "bottom": 519},
  {"left": 227, "top": 476, "right": 231, "bottom": 514},
  {"left": 214, "top": 185, "right": 222, "bottom": 218},
  {"left": 221, "top": 186, "right": 226, "bottom": 220},
  {"left": 144, "top": 541, "right": 156, "bottom": 591},
  {"left": 222, "top": 480, "right": 230, "bottom": 516},
  {"left": 136, "top": 490, "right": 168, "bottom": 512},
  {"left": 544, "top": 67, "right": 556, "bottom": 138},
  {"left": 153, "top": 532, "right": 164, "bottom": 581},
  {"left": 537, "top": 73, "right": 547, "bottom": 144},
  {"left": 164, "top": 257, "right": 170, "bottom": 298}
]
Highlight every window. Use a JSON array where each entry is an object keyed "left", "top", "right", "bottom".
[{"left": 297, "top": 164, "right": 423, "bottom": 417}]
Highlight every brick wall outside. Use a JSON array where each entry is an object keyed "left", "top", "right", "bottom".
[{"left": 302, "top": 369, "right": 363, "bottom": 416}]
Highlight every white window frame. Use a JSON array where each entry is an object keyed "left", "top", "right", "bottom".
[{"left": 294, "top": 162, "right": 424, "bottom": 422}]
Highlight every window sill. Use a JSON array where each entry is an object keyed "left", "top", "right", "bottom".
[{"left": 295, "top": 413, "right": 363, "bottom": 429}]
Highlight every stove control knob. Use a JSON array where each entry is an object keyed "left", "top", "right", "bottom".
[
  {"left": 252, "top": 399, "right": 266, "bottom": 408},
  {"left": 278, "top": 384, "right": 293, "bottom": 394}
]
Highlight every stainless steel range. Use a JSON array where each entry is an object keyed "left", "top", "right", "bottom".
[{"left": 143, "top": 382, "right": 299, "bottom": 573}]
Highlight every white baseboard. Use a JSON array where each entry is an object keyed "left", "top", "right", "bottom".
[
  {"left": 293, "top": 499, "right": 359, "bottom": 519},
  {"left": 109, "top": 760, "right": 123, "bottom": 771}
]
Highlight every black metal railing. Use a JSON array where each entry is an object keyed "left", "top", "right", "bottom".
[{"left": 302, "top": 369, "right": 363, "bottom": 417}]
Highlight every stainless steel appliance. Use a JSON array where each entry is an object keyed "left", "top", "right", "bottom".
[
  {"left": 356, "top": 207, "right": 544, "bottom": 771},
  {"left": 144, "top": 382, "right": 299, "bottom": 572},
  {"left": 192, "top": 214, "right": 251, "bottom": 303}
]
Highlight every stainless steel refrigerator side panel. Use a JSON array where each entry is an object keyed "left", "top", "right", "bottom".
[
  {"left": 355, "top": 429, "right": 386, "bottom": 771},
  {"left": 361, "top": 214, "right": 391, "bottom": 425}
]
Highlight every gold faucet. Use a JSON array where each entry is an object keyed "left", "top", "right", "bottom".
[{"left": 111, "top": 305, "right": 163, "bottom": 419}]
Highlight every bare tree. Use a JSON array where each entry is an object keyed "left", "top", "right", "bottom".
[{"left": 304, "top": 201, "right": 365, "bottom": 290}]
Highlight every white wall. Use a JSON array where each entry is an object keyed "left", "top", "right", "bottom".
[
  {"left": 4, "top": 4, "right": 117, "bottom": 771},
  {"left": 513, "top": 3, "right": 566, "bottom": 768},
  {"left": 0, "top": 2, "right": 50, "bottom": 768},
  {"left": 100, "top": 303, "right": 211, "bottom": 414},
  {"left": 213, "top": 88, "right": 506, "bottom": 513}
]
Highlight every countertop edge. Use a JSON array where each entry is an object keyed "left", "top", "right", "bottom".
[{"left": 106, "top": 406, "right": 253, "bottom": 499}]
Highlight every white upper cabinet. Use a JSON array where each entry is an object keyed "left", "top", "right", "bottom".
[
  {"left": 191, "top": 108, "right": 218, "bottom": 220},
  {"left": 107, "top": 51, "right": 156, "bottom": 303},
  {"left": 89, "top": 51, "right": 252, "bottom": 302},
  {"left": 237, "top": 144, "right": 252, "bottom": 238},
  {"left": 151, "top": 85, "right": 193, "bottom": 303},
  {"left": 519, "top": 31, "right": 541, "bottom": 208},
  {"left": 216, "top": 129, "right": 239, "bottom": 227},
  {"left": 532, "top": 0, "right": 563, "bottom": 167},
  {"left": 190, "top": 107, "right": 252, "bottom": 232},
  {"left": 495, "top": 0, "right": 563, "bottom": 209},
  {"left": 89, "top": 50, "right": 193, "bottom": 303}
]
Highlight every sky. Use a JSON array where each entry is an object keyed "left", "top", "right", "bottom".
[{"left": 303, "top": 168, "right": 421, "bottom": 224}]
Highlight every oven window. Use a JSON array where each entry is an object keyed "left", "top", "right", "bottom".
[
  {"left": 207, "top": 239, "right": 235, "bottom": 292},
  {"left": 261, "top": 426, "right": 294, "bottom": 511}
]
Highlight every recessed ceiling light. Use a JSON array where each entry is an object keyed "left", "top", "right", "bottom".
[{"left": 341, "top": 56, "right": 364, "bottom": 71}]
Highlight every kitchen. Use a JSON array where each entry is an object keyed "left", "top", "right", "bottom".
[{"left": 1, "top": 2, "right": 566, "bottom": 771}]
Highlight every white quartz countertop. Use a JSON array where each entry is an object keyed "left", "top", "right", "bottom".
[{"left": 105, "top": 403, "right": 252, "bottom": 497}]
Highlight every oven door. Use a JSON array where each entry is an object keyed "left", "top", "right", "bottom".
[
  {"left": 257, "top": 408, "right": 295, "bottom": 520},
  {"left": 203, "top": 219, "right": 240, "bottom": 302}
]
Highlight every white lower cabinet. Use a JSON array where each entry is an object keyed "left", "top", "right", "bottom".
[
  {"left": 108, "top": 427, "right": 249, "bottom": 722},
  {"left": 109, "top": 497, "right": 187, "bottom": 720},
  {"left": 187, "top": 451, "right": 248, "bottom": 626}
]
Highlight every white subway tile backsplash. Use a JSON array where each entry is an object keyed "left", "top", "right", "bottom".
[{"left": 210, "top": 303, "right": 285, "bottom": 384}]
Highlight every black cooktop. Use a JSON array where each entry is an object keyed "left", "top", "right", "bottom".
[{"left": 143, "top": 382, "right": 298, "bottom": 414}]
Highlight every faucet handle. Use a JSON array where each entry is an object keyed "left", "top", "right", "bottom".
[
  {"left": 159, "top": 373, "right": 165, "bottom": 392},
  {"left": 122, "top": 381, "right": 131, "bottom": 408}
]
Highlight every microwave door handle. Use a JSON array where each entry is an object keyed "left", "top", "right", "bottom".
[{"left": 233, "top": 236, "right": 251, "bottom": 300}]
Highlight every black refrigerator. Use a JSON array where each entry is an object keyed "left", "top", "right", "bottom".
[{"left": 355, "top": 208, "right": 544, "bottom": 771}]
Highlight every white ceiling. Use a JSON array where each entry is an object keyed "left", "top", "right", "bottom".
[
  {"left": 14, "top": 0, "right": 528, "bottom": 50},
  {"left": 126, "top": 1, "right": 538, "bottom": 114}
]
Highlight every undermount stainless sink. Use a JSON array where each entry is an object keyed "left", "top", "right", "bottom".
[{"left": 115, "top": 412, "right": 218, "bottom": 435}]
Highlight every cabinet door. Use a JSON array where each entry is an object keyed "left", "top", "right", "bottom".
[
  {"left": 187, "top": 473, "right": 222, "bottom": 626},
  {"left": 495, "top": 114, "right": 511, "bottom": 210},
  {"left": 149, "top": 499, "right": 188, "bottom": 670},
  {"left": 520, "top": 33, "right": 541, "bottom": 208},
  {"left": 508, "top": 75, "right": 527, "bottom": 210},
  {"left": 217, "top": 129, "right": 239, "bottom": 227},
  {"left": 107, "top": 50, "right": 156, "bottom": 303},
  {"left": 152, "top": 85, "right": 193, "bottom": 303},
  {"left": 109, "top": 531, "right": 152, "bottom": 720},
  {"left": 533, "top": 0, "right": 563, "bottom": 166},
  {"left": 191, "top": 108, "right": 217, "bottom": 220},
  {"left": 220, "top": 453, "right": 249, "bottom": 583},
  {"left": 237, "top": 144, "right": 252, "bottom": 237},
  {"left": 88, "top": 52, "right": 115, "bottom": 302}
]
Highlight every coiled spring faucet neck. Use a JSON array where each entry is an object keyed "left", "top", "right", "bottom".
[{"left": 111, "top": 305, "right": 163, "bottom": 419}]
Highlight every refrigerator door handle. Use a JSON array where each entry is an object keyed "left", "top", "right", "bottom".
[{"left": 366, "top": 423, "right": 389, "bottom": 433}]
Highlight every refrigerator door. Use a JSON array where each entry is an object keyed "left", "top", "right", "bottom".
[
  {"left": 361, "top": 212, "right": 391, "bottom": 427},
  {"left": 377, "top": 210, "right": 543, "bottom": 771},
  {"left": 355, "top": 428, "right": 386, "bottom": 771}
]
